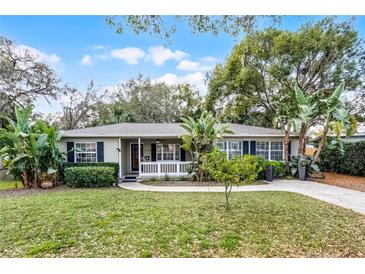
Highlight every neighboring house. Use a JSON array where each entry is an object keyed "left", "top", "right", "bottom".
[
  {"left": 337, "top": 132, "right": 365, "bottom": 143},
  {"left": 59, "top": 123, "right": 299, "bottom": 181}
]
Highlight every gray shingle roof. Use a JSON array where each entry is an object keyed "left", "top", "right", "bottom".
[{"left": 61, "top": 123, "right": 297, "bottom": 138}]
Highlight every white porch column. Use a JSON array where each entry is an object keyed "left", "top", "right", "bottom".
[
  {"left": 138, "top": 138, "right": 141, "bottom": 178},
  {"left": 118, "top": 138, "right": 122, "bottom": 178}
]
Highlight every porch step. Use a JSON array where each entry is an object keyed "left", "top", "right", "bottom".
[{"left": 120, "top": 174, "right": 139, "bottom": 183}]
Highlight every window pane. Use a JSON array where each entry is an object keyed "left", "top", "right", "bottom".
[
  {"left": 216, "top": 141, "right": 226, "bottom": 152},
  {"left": 228, "top": 141, "right": 241, "bottom": 159},
  {"left": 256, "top": 151, "right": 269, "bottom": 160},
  {"left": 75, "top": 143, "right": 97, "bottom": 163},
  {"left": 271, "top": 151, "right": 283, "bottom": 161},
  {"left": 270, "top": 142, "right": 283, "bottom": 161},
  {"left": 271, "top": 142, "right": 283, "bottom": 151},
  {"left": 257, "top": 142, "right": 269, "bottom": 150},
  {"left": 163, "top": 144, "right": 174, "bottom": 161},
  {"left": 256, "top": 142, "right": 269, "bottom": 160},
  {"left": 175, "top": 145, "right": 180, "bottom": 160},
  {"left": 157, "top": 144, "right": 162, "bottom": 160}
]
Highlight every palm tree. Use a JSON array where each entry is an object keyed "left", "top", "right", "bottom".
[{"left": 180, "top": 111, "right": 232, "bottom": 182}]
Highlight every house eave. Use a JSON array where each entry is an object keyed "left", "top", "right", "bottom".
[{"left": 60, "top": 134, "right": 299, "bottom": 139}]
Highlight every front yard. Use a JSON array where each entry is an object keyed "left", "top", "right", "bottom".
[
  {"left": 0, "top": 188, "right": 364, "bottom": 257},
  {"left": 0, "top": 180, "right": 23, "bottom": 191}
]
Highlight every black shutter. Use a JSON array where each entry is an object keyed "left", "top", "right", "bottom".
[
  {"left": 67, "top": 142, "right": 74, "bottom": 162},
  {"left": 97, "top": 142, "right": 104, "bottom": 162},
  {"left": 250, "top": 141, "right": 256, "bottom": 155},
  {"left": 180, "top": 147, "right": 186, "bottom": 161},
  {"left": 288, "top": 141, "right": 292, "bottom": 160},
  {"left": 242, "top": 141, "right": 249, "bottom": 155},
  {"left": 151, "top": 144, "right": 156, "bottom": 162}
]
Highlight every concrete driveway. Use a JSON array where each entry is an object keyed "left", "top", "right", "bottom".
[{"left": 119, "top": 180, "right": 365, "bottom": 215}]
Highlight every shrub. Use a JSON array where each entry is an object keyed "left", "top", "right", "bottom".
[
  {"left": 61, "top": 162, "right": 119, "bottom": 181},
  {"left": 64, "top": 166, "right": 115, "bottom": 188},
  {"left": 320, "top": 141, "right": 365, "bottom": 176},
  {"left": 202, "top": 150, "right": 261, "bottom": 210},
  {"left": 246, "top": 156, "right": 286, "bottom": 179}
]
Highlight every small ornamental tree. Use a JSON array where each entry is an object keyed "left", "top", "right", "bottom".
[{"left": 202, "top": 149, "right": 261, "bottom": 211}]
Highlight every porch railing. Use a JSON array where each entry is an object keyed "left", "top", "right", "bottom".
[{"left": 140, "top": 161, "right": 192, "bottom": 177}]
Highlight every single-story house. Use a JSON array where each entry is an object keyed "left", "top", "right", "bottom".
[{"left": 59, "top": 123, "right": 299, "bottom": 181}]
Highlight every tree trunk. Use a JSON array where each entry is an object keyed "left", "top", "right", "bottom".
[
  {"left": 224, "top": 184, "right": 232, "bottom": 211},
  {"left": 22, "top": 171, "right": 31, "bottom": 189},
  {"left": 297, "top": 125, "right": 307, "bottom": 156},
  {"left": 284, "top": 128, "right": 290, "bottom": 173},
  {"left": 314, "top": 123, "right": 330, "bottom": 162}
]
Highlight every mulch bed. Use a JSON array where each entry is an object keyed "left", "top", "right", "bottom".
[
  {"left": 313, "top": 172, "right": 365, "bottom": 192},
  {"left": 141, "top": 180, "right": 267, "bottom": 187},
  {"left": 0, "top": 185, "right": 71, "bottom": 198}
]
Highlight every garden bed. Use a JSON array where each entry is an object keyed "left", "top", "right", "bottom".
[
  {"left": 141, "top": 180, "right": 268, "bottom": 187},
  {"left": 314, "top": 172, "right": 365, "bottom": 192}
]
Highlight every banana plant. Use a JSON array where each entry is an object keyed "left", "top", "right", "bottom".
[
  {"left": 292, "top": 85, "right": 318, "bottom": 156},
  {"left": 314, "top": 82, "right": 358, "bottom": 161},
  {"left": 180, "top": 111, "right": 232, "bottom": 182},
  {"left": 0, "top": 105, "right": 65, "bottom": 188}
]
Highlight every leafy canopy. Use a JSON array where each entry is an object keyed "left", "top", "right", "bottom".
[{"left": 206, "top": 17, "right": 364, "bottom": 127}]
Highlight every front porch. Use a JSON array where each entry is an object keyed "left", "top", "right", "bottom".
[{"left": 118, "top": 137, "right": 192, "bottom": 180}]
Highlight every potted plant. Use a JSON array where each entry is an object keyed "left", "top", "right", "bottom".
[
  {"left": 39, "top": 169, "right": 57, "bottom": 189},
  {"left": 265, "top": 161, "right": 275, "bottom": 182},
  {"left": 289, "top": 155, "right": 321, "bottom": 181},
  {"left": 298, "top": 159, "right": 307, "bottom": 181}
]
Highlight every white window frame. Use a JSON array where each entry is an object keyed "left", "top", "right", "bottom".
[
  {"left": 156, "top": 144, "right": 180, "bottom": 161},
  {"left": 270, "top": 141, "right": 284, "bottom": 161},
  {"left": 74, "top": 142, "right": 98, "bottom": 163},
  {"left": 228, "top": 141, "right": 242, "bottom": 159},
  {"left": 216, "top": 141, "right": 243, "bottom": 160},
  {"left": 256, "top": 141, "right": 270, "bottom": 160},
  {"left": 256, "top": 141, "right": 284, "bottom": 161}
]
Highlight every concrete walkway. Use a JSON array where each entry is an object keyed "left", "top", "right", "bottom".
[{"left": 119, "top": 180, "right": 365, "bottom": 214}]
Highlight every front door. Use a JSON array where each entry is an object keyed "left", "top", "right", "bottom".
[{"left": 131, "top": 144, "right": 143, "bottom": 172}]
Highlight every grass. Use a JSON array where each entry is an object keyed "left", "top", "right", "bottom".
[
  {"left": 0, "top": 188, "right": 364, "bottom": 257},
  {"left": 0, "top": 180, "right": 23, "bottom": 191}
]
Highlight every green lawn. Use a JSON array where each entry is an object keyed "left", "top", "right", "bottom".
[
  {"left": 0, "top": 188, "right": 364, "bottom": 257},
  {"left": 0, "top": 180, "right": 23, "bottom": 191}
]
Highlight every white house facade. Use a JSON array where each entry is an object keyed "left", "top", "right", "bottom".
[{"left": 59, "top": 123, "right": 299, "bottom": 181}]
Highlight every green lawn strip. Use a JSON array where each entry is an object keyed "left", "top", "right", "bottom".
[
  {"left": 0, "top": 181, "right": 23, "bottom": 191},
  {"left": 0, "top": 188, "right": 364, "bottom": 257}
]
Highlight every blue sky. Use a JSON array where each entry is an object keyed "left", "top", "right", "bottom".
[{"left": 0, "top": 16, "right": 364, "bottom": 114}]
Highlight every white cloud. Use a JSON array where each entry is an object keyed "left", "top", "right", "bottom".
[
  {"left": 176, "top": 60, "right": 213, "bottom": 72},
  {"left": 200, "top": 56, "right": 218, "bottom": 63},
  {"left": 155, "top": 72, "right": 207, "bottom": 93},
  {"left": 146, "top": 46, "right": 188, "bottom": 66},
  {"left": 92, "top": 45, "right": 106, "bottom": 50},
  {"left": 111, "top": 47, "right": 145, "bottom": 65},
  {"left": 16, "top": 45, "right": 61, "bottom": 66},
  {"left": 81, "top": 54, "right": 92, "bottom": 66}
]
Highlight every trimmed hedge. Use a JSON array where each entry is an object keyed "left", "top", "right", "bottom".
[
  {"left": 320, "top": 141, "right": 365, "bottom": 176},
  {"left": 61, "top": 162, "right": 119, "bottom": 180},
  {"left": 64, "top": 166, "right": 116, "bottom": 188}
]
